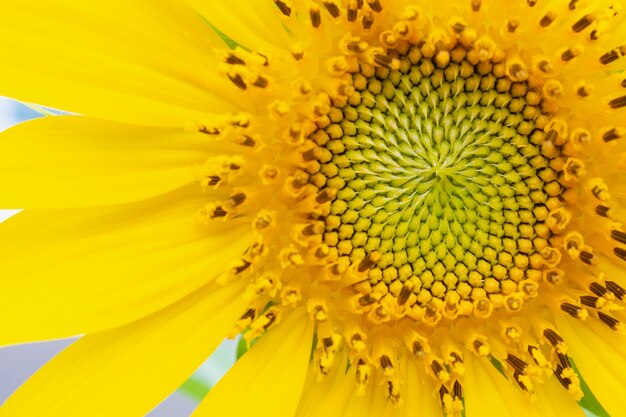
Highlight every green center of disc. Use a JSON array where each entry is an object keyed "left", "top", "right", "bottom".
[{"left": 316, "top": 46, "right": 558, "bottom": 304}]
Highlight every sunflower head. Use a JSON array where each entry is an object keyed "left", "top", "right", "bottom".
[
  {"left": 194, "top": 0, "right": 626, "bottom": 414},
  {"left": 2, "top": 1, "right": 626, "bottom": 417}
]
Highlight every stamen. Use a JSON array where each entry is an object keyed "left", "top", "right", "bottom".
[
  {"left": 572, "top": 14, "right": 594, "bottom": 33},
  {"left": 274, "top": 0, "right": 292, "bottom": 17}
]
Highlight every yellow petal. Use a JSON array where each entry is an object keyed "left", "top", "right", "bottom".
[
  {"left": 192, "top": 309, "right": 314, "bottom": 417},
  {"left": 185, "top": 0, "right": 291, "bottom": 55},
  {"left": 0, "top": 1, "right": 240, "bottom": 127},
  {"left": 0, "top": 116, "right": 239, "bottom": 209},
  {"left": 0, "top": 188, "right": 252, "bottom": 346},
  {"left": 295, "top": 352, "right": 353, "bottom": 417},
  {"left": 343, "top": 372, "right": 388, "bottom": 417},
  {"left": 532, "top": 377, "right": 586, "bottom": 417},
  {"left": 556, "top": 315, "right": 626, "bottom": 417},
  {"left": 464, "top": 355, "right": 538, "bottom": 417},
  {"left": 0, "top": 280, "right": 248, "bottom": 417},
  {"left": 384, "top": 359, "right": 444, "bottom": 417}
]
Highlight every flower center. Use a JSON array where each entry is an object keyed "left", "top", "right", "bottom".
[{"left": 314, "top": 45, "right": 562, "bottom": 323}]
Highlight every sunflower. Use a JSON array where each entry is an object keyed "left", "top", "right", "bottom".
[{"left": 0, "top": 0, "right": 625, "bottom": 416}]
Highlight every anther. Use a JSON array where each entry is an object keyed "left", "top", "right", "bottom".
[
  {"left": 539, "top": 12, "right": 555, "bottom": 27},
  {"left": 204, "top": 175, "right": 220, "bottom": 187},
  {"left": 471, "top": 0, "right": 482, "bottom": 12},
  {"left": 513, "top": 372, "right": 533, "bottom": 392},
  {"left": 543, "top": 329, "right": 565, "bottom": 350},
  {"left": 472, "top": 339, "right": 490, "bottom": 356},
  {"left": 453, "top": 380, "right": 463, "bottom": 400},
  {"left": 595, "top": 205, "right": 611, "bottom": 217},
  {"left": 310, "top": 6, "right": 322, "bottom": 28},
  {"left": 589, "top": 282, "right": 609, "bottom": 298},
  {"left": 225, "top": 53, "right": 245, "bottom": 65},
  {"left": 572, "top": 14, "right": 594, "bottom": 32},
  {"left": 599, "top": 46, "right": 626, "bottom": 65},
  {"left": 380, "top": 355, "right": 393, "bottom": 373},
  {"left": 323, "top": 1, "right": 340, "bottom": 17},
  {"left": 507, "top": 62, "right": 528, "bottom": 81},
  {"left": 355, "top": 358, "right": 371, "bottom": 395},
  {"left": 431, "top": 359, "right": 450, "bottom": 381},
  {"left": 228, "top": 192, "right": 246, "bottom": 207},
  {"left": 228, "top": 72, "right": 247, "bottom": 90},
  {"left": 373, "top": 54, "right": 397, "bottom": 69},
  {"left": 291, "top": 45, "right": 304, "bottom": 61},
  {"left": 347, "top": 0, "right": 358, "bottom": 21},
  {"left": 561, "top": 47, "right": 581, "bottom": 62},
  {"left": 358, "top": 251, "right": 381, "bottom": 272},
  {"left": 560, "top": 302, "right": 588, "bottom": 319},
  {"left": 602, "top": 127, "right": 625, "bottom": 142},
  {"left": 412, "top": 340, "right": 426, "bottom": 357},
  {"left": 236, "top": 135, "right": 256, "bottom": 147},
  {"left": 366, "top": 0, "right": 382, "bottom": 13},
  {"left": 598, "top": 312, "right": 622, "bottom": 331},
  {"left": 544, "top": 268, "right": 564, "bottom": 284},
  {"left": 614, "top": 247, "right": 626, "bottom": 261},
  {"left": 576, "top": 83, "right": 593, "bottom": 97},
  {"left": 579, "top": 250, "right": 597, "bottom": 265},
  {"left": 397, "top": 281, "right": 415, "bottom": 305},
  {"left": 274, "top": 0, "right": 292, "bottom": 16},
  {"left": 316, "top": 188, "right": 337, "bottom": 204},
  {"left": 507, "top": 20, "right": 519, "bottom": 33},
  {"left": 200, "top": 203, "right": 227, "bottom": 219},
  {"left": 580, "top": 296, "right": 603, "bottom": 309},
  {"left": 252, "top": 76, "right": 269, "bottom": 88},
  {"left": 609, "top": 95, "right": 626, "bottom": 109},
  {"left": 362, "top": 12, "right": 374, "bottom": 29},
  {"left": 507, "top": 353, "right": 528, "bottom": 372},
  {"left": 230, "top": 114, "right": 250, "bottom": 128},
  {"left": 554, "top": 364, "right": 574, "bottom": 391},
  {"left": 198, "top": 125, "right": 221, "bottom": 135},
  {"left": 605, "top": 281, "right": 625, "bottom": 300},
  {"left": 611, "top": 230, "right": 626, "bottom": 245}
]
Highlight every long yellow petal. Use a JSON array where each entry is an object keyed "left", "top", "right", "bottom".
[
  {"left": 343, "top": 372, "right": 388, "bottom": 417},
  {"left": 192, "top": 309, "right": 314, "bottom": 417},
  {"left": 557, "top": 315, "right": 626, "bottom": 417},
  {"left": 0, "top": 188, "right": 252, "bottom": 346},
  {"left": 0, "top": 1, "right": 240, "bottom": 127},
  {"left": 532, "top": 377, "right": 586, "bottom": 417},
  {"left": 0, "top": 116, "right": 240, "bottom": 209},
  {"left": 295, "top": 352, "right": 353, "bottom": 417},
  {"left": 0, "top": 280, "right": 248, "bottom": 417},
  {"left": 384, "top": 359, "right": 444, "bottom": 417},
  {"left": 464, "top": 355, "right": 539, "bottom": 417}
]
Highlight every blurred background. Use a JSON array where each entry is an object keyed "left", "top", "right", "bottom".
[{"left": 0, "top": 97, "right": 238, "bottom": 416}]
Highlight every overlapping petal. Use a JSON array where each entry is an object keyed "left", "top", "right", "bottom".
[
  {"left": 192, "top": 309, "right": 313, "bottom": 417},
  {"left": 0, "top": 280, "right": 248, "bottom": 417},
  {"left": 0, "top": 116, "right": 242, "bottom": 209},
  {"left": 0, "top": 187, "right": 252, "bottom": 346},
  {"left": 557, "top": 316, "right": 626, "bottom": 417},
  {"left": 0, "top": 1, "right": 241, "bottom": 127}
]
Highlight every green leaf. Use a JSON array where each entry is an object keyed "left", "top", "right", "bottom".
[
  {"left": 570, "top": 360, "right": 610, "bottom": 417},
  {"left": 178, "top": 377, "right": 212, "bottom": 402},
  {"left": 236, "top": 336, "right": 248, "bottom": 360}
]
